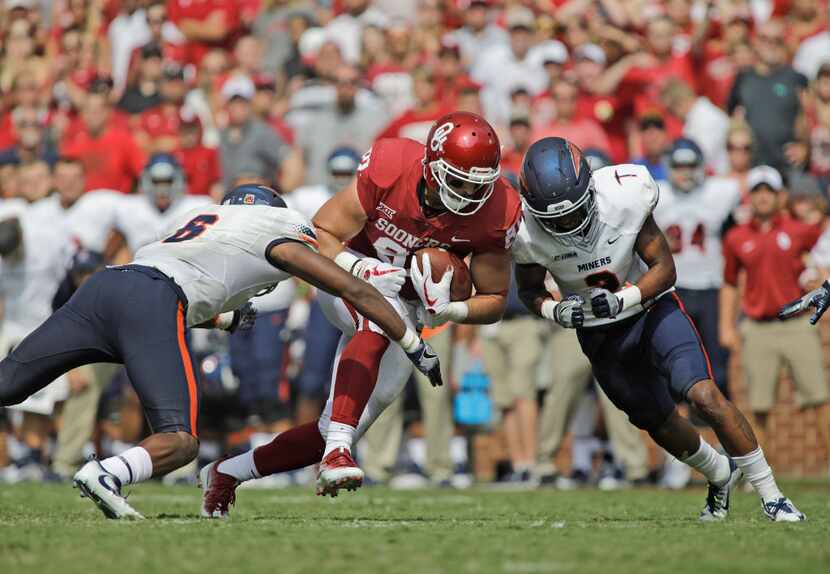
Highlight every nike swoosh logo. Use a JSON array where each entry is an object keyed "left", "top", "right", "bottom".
[
  {"left": 424, "top": 349, "right": 437, "bottom": 359},
  {"left": 451, "top": 236, "right": 470, "bottom": 242},
  {"left": 607, "top": 235, "right": 622, "bottom": 244}
]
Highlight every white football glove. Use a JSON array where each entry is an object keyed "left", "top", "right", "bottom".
[
  {"left": 351, "top": 257, "right": 407, "bottom": 298},
  {"left": 542, "top": 295, "right": 585, "bottom": 328},
  {"left": 410, "top": 252, "right": 453, "bottom": 319},
  {"left": 589, "top": 287, "right": 623, "bottom": 319}
]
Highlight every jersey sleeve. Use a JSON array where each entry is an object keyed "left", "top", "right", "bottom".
[
  {"left": 354, "top": 138, "right": 412, "bottom": 215},
  {"left": 595, "top": 165, "right": 659, "bottom": 234},
  {"left": 256, "top": 207, "right": 320, "bottom": 266},
  {"left": 509, "top": 223, "right": 539, "bottom": 266},
  {"left": 810, "top": 227, "right": 830, "bottom": 267}
]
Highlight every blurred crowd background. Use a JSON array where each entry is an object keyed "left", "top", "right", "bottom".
[{"left": 1, "top": 0, "right": 830, "bottom": 490}]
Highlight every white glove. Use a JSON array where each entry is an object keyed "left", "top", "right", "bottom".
[
  {"left": 351, "top": 257, "right": 406, "bottom": 298},
  {"left": 542, "top": 295, "right": 584, "bottom": 328},
  {"left": 410, "top": 253, "right": 468, "bottom": 327}
]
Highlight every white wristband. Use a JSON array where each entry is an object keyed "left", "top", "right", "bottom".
[
  {"left": 540, "top": 299, "right": 558, "bottom": 320},
  {"left": 215, "top": 311, "right": 235, "bottom": 330},
  {"left": 617, "top": 285, "right": 642, "bottom": 312},
  {"left": 443, "top": 301, "right": 469, "bottom": 322},
  {"left": 334, "top": 251, "right": 361, "bottom": 274},
  {"left": 398, "top": 328, "right": 421, "bottom": 354}
]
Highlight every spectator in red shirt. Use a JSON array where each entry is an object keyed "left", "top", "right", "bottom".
[
  {"left": 375, "top": 66, "right": 449, "bottom": 143},
  {"left": 175, "top": 114, "right": 221, "bottom": 199},
  {"left": 531, "top": 78, "right": 611, "bottom": 156},
  {"left": 720, "top": 165, "right": 830, "bottom": 452},
  {"left": 167, "top": 0, "right": 242, "bottom": 66},
  {"left": 136, "top": 62, "right": 189, "bottom": 153},
  {"left": 61, "top": 91, "right": 146, "bottom": 193}
]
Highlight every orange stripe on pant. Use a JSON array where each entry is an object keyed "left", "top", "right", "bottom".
[{"left": 176, "top": 302, "right": 199, "bottom": 437}]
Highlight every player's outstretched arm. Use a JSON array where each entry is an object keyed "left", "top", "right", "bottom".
[
  {"left": 270, "top": 241, "right": 443, "bottom": 385},
  {"left": 779, "top": 279, "right": 830, "bottom": 324}
]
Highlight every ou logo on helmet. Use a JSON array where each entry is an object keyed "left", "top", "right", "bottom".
[{"left": 430, "top": 122, "right": 455, "bottom": 153}]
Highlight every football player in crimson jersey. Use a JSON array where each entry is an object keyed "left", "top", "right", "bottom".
[
  {"left": 202, "top": 112, "right": 521, "bottom": 515},
  {"left": 512, "top": 137, "right": 803, "bottom": 522}
]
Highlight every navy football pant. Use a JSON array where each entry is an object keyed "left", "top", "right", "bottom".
[
  {"left": 229, "top": 308, "right": 289, "bottom": 422},
  {"left": 0, "top": 267, "right": 200, "bottom": 435},
  {"left": 296, "top": 299, "right": 340, "bottom": 399},
  {"left": 576, "top": 293, "right": 714, "bottom": 432},
  {"left": 674, "top": 288, "right": 730, "bottom": 398}
]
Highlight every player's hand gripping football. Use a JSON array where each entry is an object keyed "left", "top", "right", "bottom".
[
  {"left": 549, "top": 295, "right": 585, "bottom": 328},
  {"left": 589, "top": 287, "right": 623, "bottom": 319},
  {"left": 778, "top": 280, "right": 830, "bottom": 325},
  {"left": 410, "top": 253, "right": 454, "bottom": 327},
  {"left": 400, "top": 333, "right": 443, "bottom": 386},
  {"left": 352, "top": 257, "right": 407, "bottom": 298}
]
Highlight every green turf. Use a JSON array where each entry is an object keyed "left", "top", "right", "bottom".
[{"left": 1, "top": 481, "right": 828, "bottom": 574}]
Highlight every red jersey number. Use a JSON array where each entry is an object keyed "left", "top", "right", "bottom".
[{"left": 665, "top": 223, "right": 705, "bottom": 254}]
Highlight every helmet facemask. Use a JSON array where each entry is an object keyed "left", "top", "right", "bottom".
[
  {"left": 428, "top": 157, "right": 499, "bottom": 216},
  {"left": 525, "top": 179, "right": 600, "bottom": 246}
]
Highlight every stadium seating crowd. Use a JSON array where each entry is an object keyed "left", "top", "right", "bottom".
[{"left": 1, "top": 0, "right": 829, "bottom": 487}]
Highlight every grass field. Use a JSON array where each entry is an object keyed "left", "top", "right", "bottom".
[{"left": 1, "top": 481, "right": 829, "bottom": 574}]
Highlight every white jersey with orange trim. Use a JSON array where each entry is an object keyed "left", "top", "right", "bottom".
[
  {"left": 132, "top": 204, "right": 319, "bottom": 327},
  {"left": 511, "top": 164, "right": 665, "bottom": 327}
]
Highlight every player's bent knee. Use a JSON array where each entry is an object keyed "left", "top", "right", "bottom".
[
  {"left": 687, "top": 379, "right": 729, "bottom": 423},
  {"left": 154, "top": 431, "right": 199, "bottom": 466}
]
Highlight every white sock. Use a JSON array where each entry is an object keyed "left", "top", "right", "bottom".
[
  {"left": 733, "top": 447, "right": 783, "bottom": 501},
  {"left": 99, "top": 446, "right": 153, "bottom": 486},
  {"left": 217, "top": 449, "right": 261, "bottom": 482},
  {"left": 324, "top": 422, "right": 356, "bottom": 458},
  {"left": 681, "top": 438, "right": 731, "bottom": 486}
]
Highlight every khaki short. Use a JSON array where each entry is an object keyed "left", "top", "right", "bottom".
[
  {"left": 480, "top": 317, "right": 542, "bottom": 409},
  {"left": 740, "top": 315, "right": 830, "bottom": 412}
]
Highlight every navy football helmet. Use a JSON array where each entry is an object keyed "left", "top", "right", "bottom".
[
  {"left": 668, "top": 137, "right": 704, "bottom": 192},
  {"left": 221, "top": 184, "right": 287, "bottom": 208},
  {"left": 519, "top": 137, "right": 596, "bottom": 240},
  {"left": 140, "top": 153, "right": 186, "bottom": 210}
]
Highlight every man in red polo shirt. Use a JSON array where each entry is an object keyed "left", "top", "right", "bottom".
[
  {"left": 61, "top": 91, "right": 146, "bottom": 193},
  {"left": 720, "top": 165, "right": 830, "bottom": 456}
]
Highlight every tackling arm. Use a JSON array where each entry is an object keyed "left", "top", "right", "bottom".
[{"left": 270, "top": 241, "right": 442, "bottom": 385}]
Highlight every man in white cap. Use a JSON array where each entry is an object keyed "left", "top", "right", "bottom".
[{"left": 721, "top": 165, "right": 830, "bottom": 463}]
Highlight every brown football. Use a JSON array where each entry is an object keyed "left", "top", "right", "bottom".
[{"left": 400, "top": 247, "right": 473, "bottom": 302}]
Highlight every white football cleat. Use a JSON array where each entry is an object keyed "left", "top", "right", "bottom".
[
  {"left": 699, "top": 459, "right": 742, "bottom": 522},
  {"left": 73, "top": 460, "right": 144, "bottom": 520},
  {"left": 762, "top": 497, "right": 806, "bottom": 522},
  {"left": 316, "top": 447, "right": 364, "bottom": 497},
  {"left": 199, "top": 459, "right": 240, "bottom": 518}
]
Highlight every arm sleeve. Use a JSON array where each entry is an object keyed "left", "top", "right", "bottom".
[
  {"left": 255, "top": 208, "right": 320, "bottom": 265},
  {"left": 726, "top": 72, "right": 745, "bottom": 115}
]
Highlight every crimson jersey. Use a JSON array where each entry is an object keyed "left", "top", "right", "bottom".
[{"left": 348, "top": 138, "right": 521, "bottom": 268}]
